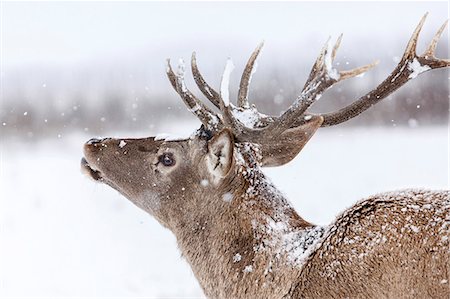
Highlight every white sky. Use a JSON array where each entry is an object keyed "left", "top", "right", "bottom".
[{"left": 2, "top": 1, "right": 448, "bottom": 70}]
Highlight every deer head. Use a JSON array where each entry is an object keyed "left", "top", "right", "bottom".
[
  {"left": 82, "top": 129, "right": 242, "bottom": 228},
  {"left": 81, "top": 13, "right": 449, "bottom": 232}
]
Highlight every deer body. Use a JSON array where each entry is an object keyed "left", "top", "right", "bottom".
[
  {"left": 81, "top": 15, "right": 450, "bottom": 298},
  {"left": 174, "top": 147, "right": 450, "bottom": 298},
  {"left": 171, "top": 158, "right": 450, "bottom": 299}
]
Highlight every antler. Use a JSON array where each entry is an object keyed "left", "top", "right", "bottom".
[
  {"left": 166, "top": 37, "right": 375, "bottom": 135},
  {"left": 319, "top": 13, "right": 450, "bottom": 126},
  {"left": 166, "top": 14, "right": 449, "bottom": 164},
  {"left": 238, "top": 42, "right": 264, "bottom": 108}
]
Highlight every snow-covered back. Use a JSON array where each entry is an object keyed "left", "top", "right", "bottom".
[{"left": 310, "top": 189, "right": 450, "bottom": 279}]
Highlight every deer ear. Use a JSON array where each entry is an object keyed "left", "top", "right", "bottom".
[
  {"left": 261, "top": 115, "right": 323, "bottom": 167},
  {"left": 206, "top": 129, "right": 234, "bottom": 184}
]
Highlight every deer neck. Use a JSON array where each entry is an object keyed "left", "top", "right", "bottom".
[{"left": 172, "top": 154, "right": 325, "bottom": 298}]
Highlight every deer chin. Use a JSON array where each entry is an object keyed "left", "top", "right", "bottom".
[{"left": 80, "top": 157, "right": 103, "bottom": 181}]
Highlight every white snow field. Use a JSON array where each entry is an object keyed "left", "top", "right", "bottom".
[{"left": 0, "top": 124, "right": 448, "bottom": 298}]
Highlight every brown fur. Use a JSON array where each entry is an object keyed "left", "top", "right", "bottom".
[
  {"left": 82, "top": 132, "right": 449, "bottom": 298},
  {"left": 290, "top": 190, "right": 449, "bottom": 299}
]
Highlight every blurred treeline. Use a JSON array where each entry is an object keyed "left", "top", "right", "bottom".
[{"left": 1, "top": 43, "right": 448, "bottom": 141}]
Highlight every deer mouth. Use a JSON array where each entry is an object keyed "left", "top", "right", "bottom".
[{"left": 81, "top": 157, "right": 103, "bottom": 181}]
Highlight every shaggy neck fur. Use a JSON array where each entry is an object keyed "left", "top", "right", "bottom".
[{"left": 172, "top": 146, "right": 325, "bottom": 298}]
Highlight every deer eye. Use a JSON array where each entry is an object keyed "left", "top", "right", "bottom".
[{"left": 158, "top": 153, "right": 175, "bottom": 167}]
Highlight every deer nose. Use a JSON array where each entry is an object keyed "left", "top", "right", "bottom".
[
  {"left": 86, "top": 138, "right": 111, "bottom": 147},
  {"left": 87, "top": 137, "right": 103, "bottom": 145},
  {"left": 84, "top": 137, "right": 113, "bottom": 154}
]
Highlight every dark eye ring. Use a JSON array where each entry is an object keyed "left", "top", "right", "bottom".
[{"left": 158, "top": 153, "right": 175, "bottom": 167}]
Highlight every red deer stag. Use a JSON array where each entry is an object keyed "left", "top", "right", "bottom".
[{"left": 82, "top": 15, "right": 449, "bottom": 298}]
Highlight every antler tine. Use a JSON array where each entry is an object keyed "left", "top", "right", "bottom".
[
  {"left": 320, "top": 14, "right": 449, "bottom": 127},
  {"left": 402, "top": 12, "right": 427, "bottom": 61},
  {"left": 220, "top": 58, "right": 235, "bottom": 107},
  {"left": 166, "top": 58, "right": 179, "bottom": 91},
  {"left": 237, "top": 42, "right": 264, "bottom": 108},
  {"left": 219, "top": 58, "right": 246, "bottom": 129},
  {"left": 340, "top": 60, "right": 379, "bottom": 80},
  {"left": 191, "top": 52, "right": 222, "bottom": 109},
  {"left": 303, "top": 35, "right": 343, "bottom": 89},
  {"left": 303, "top": 37, "right": 329, "bottom": 89},
  {"left": 166, "top": 59, "right": 221, "bottom": 130},
  {"left": 424, "top": 19, "right": 447, "bottom": 57},
  {"left": 331, "top": 34, "right": 343, "bottom": 61},
  {"left": 420, "top": 19, "right": 450, "bottom": 68}
]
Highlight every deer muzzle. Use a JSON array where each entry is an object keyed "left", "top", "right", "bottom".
[{"left": 81, "top": 137, "right": 112, "bottom": 181}]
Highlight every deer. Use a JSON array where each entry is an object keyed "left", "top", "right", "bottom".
[{"left": 81, "top": 14, "right": 449, "bottom": 298}]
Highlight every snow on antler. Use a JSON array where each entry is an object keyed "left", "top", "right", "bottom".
[{"left": 220, "top": 58, "right": 235, "bottom": 107}]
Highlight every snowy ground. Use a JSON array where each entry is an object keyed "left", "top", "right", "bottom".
[{"left": 0, "top": 124, "right": 448, "bottom": 298}]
